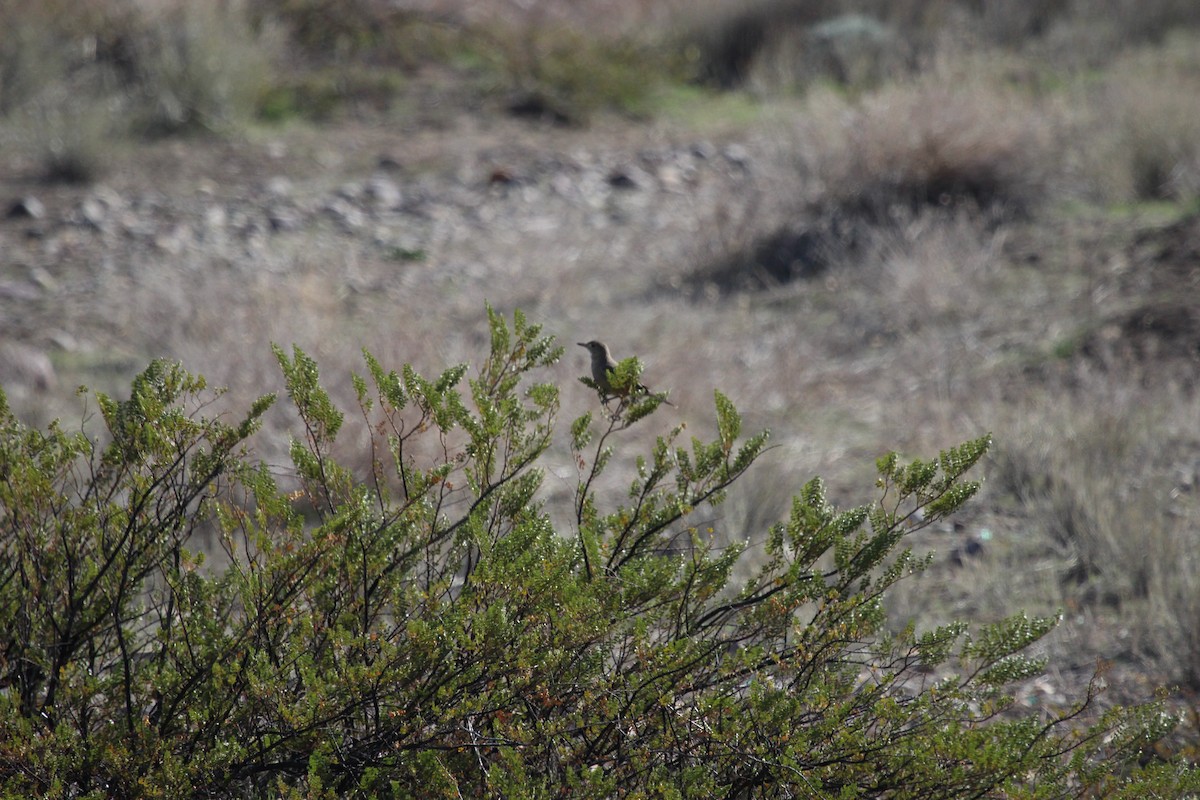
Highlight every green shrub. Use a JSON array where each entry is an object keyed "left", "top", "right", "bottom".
[
  {"left": 492, "top": 25, "right": 674, "bottom": 123},
  {"left": 0, "top": 308, "right": 1195, "bottom": 797},
  {"left": 257, "top": 0, "right": 409, "bottom": 60}
]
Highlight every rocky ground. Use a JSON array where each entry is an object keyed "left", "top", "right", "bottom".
[{"left": 1, "top": 111, "right": 772, "bottom": 415}]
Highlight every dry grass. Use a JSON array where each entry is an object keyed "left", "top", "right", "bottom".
[
  {"left": 128, "top": 1, "right": 282, "bottom": 135},
  {"left": 795, "top": 64, "right": 1056, "bottom": 222},
  {"left": 690, "top": 58, "right": 1055, "bottom": 293},
  {"left": 1069, "top": 33, "right": 1200, "bottom": 204},
  {"left": 0, "top": 1, "right": 128, "bottom": 182},
  {"left": 9, "top": 75, "right": 124, "bottom": 184},
  {"left": 977, "top": 377, "right": 1200, "bottom": 684}
]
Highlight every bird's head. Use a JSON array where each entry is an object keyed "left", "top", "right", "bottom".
[{"left": 577, "top": 340, "right": 609, "bottom": 357}]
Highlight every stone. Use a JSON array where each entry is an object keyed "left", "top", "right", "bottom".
[
  {"left": 7, "top": 197, "right": 45, "bottom": 219},
  {"left": 364, "top": 175, "right": 403, "bottom": 209}
]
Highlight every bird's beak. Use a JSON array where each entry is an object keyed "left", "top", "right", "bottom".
[{"left": 576, "top": 342, "right": 587, "bottom": 347}]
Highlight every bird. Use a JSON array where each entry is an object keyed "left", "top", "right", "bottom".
[{"left": 577, "top": 340, "right": 673, "bottom": 405}]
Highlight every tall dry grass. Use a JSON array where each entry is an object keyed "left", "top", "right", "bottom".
[
  {"left": 982, "top": 378, "right": 1200, "bottom": 686},
  {"left": 1066, "top": 33, "right": 1200, "bottom": 204},
  {"left": 798, "top": 74, "right": 1054, "bottom": 222},
  {"left": 126, "top": 1, "right": 282, "bottom": 135}
]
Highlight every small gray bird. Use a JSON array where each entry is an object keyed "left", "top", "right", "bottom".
[{"left": 578, "top": 340, "right": 673, "bottom": 405}]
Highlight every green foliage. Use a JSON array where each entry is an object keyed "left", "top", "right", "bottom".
[
  {"left": 0, "top": 360, "right": 273, "bottom": 797},
  {"left": 492, "top": 25, "right": 676, "bottom": 122},
  {"left": 0, "top": 312, "right": 1196, "bottom": 797}
]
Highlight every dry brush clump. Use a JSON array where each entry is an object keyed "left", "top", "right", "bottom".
[
  {"left": 796, "top": 68, "right": 1056, "bottom": 224},
  {"left": 688, "top": 61, "right": 1055, "bottom": 295},
  {"left": 682, "top": 9, "right": 1200, "bottom": 297},
  {"left": 120, "top": 0, "right": 282, "bottom": 135},
  {"left": 1066, "top": 33, "right": 1200, "bottom": 205},
  {"left": 7, "top": 72, "right": 125, "bottom": 185}
]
